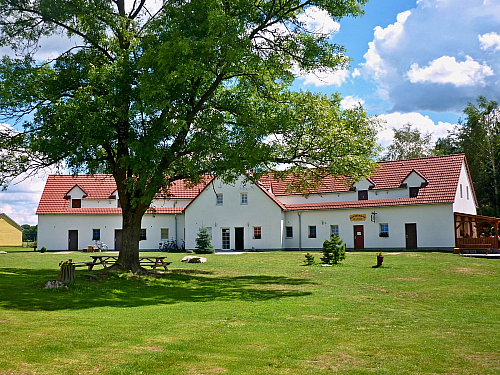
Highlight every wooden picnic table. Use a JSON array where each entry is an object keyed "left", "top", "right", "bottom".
[{"left": 83, "top": 255, "right": 171, "bottom": 271}]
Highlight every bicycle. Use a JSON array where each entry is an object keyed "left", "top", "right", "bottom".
[{"left": 94, "top": 240, "right": 108, "bottom": 252}]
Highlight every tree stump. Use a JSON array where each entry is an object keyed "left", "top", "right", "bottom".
[{"left": 57, "top": 265, "right": 76, "bottom": 285}]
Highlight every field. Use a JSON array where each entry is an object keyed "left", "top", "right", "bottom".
[{"left": 0, "top": 248, "right": 499, "bottom": 374}]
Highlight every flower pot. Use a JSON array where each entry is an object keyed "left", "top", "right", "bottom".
[{"left": 376, "top": 255, "right": 384, "bottom": 267}]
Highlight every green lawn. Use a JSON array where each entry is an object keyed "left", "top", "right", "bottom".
[{"left": 0, "top": 248, "right": 499, "bottom": 374}]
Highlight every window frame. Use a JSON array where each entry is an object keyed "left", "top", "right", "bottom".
[
  {"left": 253, "top": 226, "right": 262, "bottom": 239},
  {"left": 285, "top": 226, "right": 293, "bottom": 238},
  {"left": 330, "top": 224, "right": 339, "bottom": 237},
  {"left": 409, "top": 187, "right": 420, "bottom": 198},
  {"left": 240, "top": 192, "right": 248, "bottom": 205},
  {"left": 379, "top": 223, "right": 389, "bottom": 237},
  {"left": 71, "top": 198, "right": 81, "bottom": 208},
  {"left": 139, "top": 228, "right": 147, "bottom": 241},
  {"left": 358, "top": 190, "right": 368, "bottom": 200},
  {"left": 160, "top": 228, "right": 169, "bottom": 240},
  {"left": 308, "top": 225, "right": 317, "bottom": 238},
  {"left": 216, "top": 193, "right": 223, "bottom": 205},
  {"left": 92, "top": 228, "right": 100, "bottom": 241}
]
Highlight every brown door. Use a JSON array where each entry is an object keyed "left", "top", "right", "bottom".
[
  {"left": 235, "top": 227, "right": 244, "bottom": 250},
  {"left": 115, "top": 229, "right": 122, "bottom": 251},
  {"left": 354, "top": 225, "right": 364, "bottom": 250},
  {"left": 68, "top": 230, "right": 78, "bottom": 251},
  {"left": 405, "top": 223, "right": 417, "bottom": 250}
]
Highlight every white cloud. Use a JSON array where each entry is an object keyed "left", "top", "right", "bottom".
[
  {"left": 341, "top": 96, "right": 365, "bottom": 110},
  {"left": 358, "top": 0, "right": 500, "bottom": 113},
  {"left": 300, "top": 68, "right": 350, "bottom": 87},
  {"left": 407, "top": 56, "right": 494, "bottom": 86},
  {"left": 297, "top": 7, "right": 340, "bottom": 36},
  {"left": 479, "top": 32, "right": 500, "bottom": 51},
  {"left": 377, "top": 112, "right": 455, "bottom": 149}
]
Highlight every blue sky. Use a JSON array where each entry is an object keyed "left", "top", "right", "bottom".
[{"left": 1, "top": 0, "right": 500, "bottom": 225}]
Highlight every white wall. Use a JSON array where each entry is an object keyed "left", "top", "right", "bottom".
[
  {"left": 283, "top": 203, "right": 456, "bottom": 250},
  {"left": 184, "top": 178, "right": 284, "bottom": 250},
  {"left": 38, "top": 213, "right": 183, "bottom": 251},
  {"left": 453, "top": 162, "right": 477, "bottom": 215}
]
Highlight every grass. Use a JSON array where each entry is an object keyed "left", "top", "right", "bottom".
[{"left": 0, "top": 248, "right": 499, "bottom": 374}]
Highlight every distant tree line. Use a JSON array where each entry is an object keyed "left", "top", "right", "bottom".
[
  {"left": 382, "top": 96, "right": 500, "bottom": 217},
  {"left": 21, "top": 224, "right": 37, "bottom": 242}
]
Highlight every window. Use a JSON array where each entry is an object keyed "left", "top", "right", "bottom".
[
  {"left": 380, "top": 223, "right": 389, "bottom": 237},
  {"left": 92, "top": 228, "right": 100, "bottom": 241},
  {"left": 358, "top": 190, "right": 368, "bottom": 200},
  {"left": 466, "top": 186, "right": 469, "bottom": 200},
  {"left": 253, "top": 226, "right": 262, "bottom": 239},
  {"left": 140, "top": 228, "right": 147, "bottom": 241},
  {"left": 330, "top": 225, "right": 339, "bottom": 237},
  {"left": 460, "top": 184, "right": 463, "bottom": 198},
  {"left": 308, "top": 226, "right": 317, "bottom": 238},
  {"left": 222, "top": 228, "right": 230, "bottom": 249},
  {"left": 160, "top": 228, "right": 169, "bottom": 240},
  {"left": 409, "top": 187, "right": 419, "bottom": 198},
  {"left": 216, "top": 193, "right": 223, "bottom": 205},
  {"left": 286, "top": 226, "right": 293, "bottom": 238},
  {"left": 241, "top": 193, "right": 248, "bottom": 205},
  {"left": 206, "top": 227, "right": 213, "bottom": 239},
  {"left": 72, "top": 199, "right": 81, "bottom": 208}
]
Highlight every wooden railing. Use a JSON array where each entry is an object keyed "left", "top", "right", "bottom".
[{"left": 456, "top": 237, "right": 498, "bottom": 249}]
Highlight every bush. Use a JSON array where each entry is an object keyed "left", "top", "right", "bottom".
[
  {"left": 321, "top": 235, "right": 345, "bottom": 265},
  {"left": 303, "top": 253, "right": 315, "bottom": 266},
  {"left": 40, "top": 247, "right": 47, "bottom": 253},
  {"left": 194, "top": 226, "right": 215, "bottom": 254}
]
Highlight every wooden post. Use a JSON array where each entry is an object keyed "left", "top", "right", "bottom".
[{"left": 57, "top": 265, "right": 76, "bottom": 285}]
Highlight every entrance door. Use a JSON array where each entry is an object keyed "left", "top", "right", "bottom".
[
  {"left": 405, "top": 223, "right": 417, "bottom": 250},
  {"left": 235, "top": 227, "right": 244, "bottom": 251},
  {"left": 353, "top": 225, "right": 364, "bottom": 250},
  {"left": 222, "top": 228, "right": 230, "bottom": 249},
  {"left": 115, "top": 229, "right": 122, "bottom": 251},
  {"left": 68, "top": 230, "right": 78, "bottom": 251}
]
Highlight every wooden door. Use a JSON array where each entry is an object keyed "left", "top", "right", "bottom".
[
  {"left": 353, "top": 225, "right": 364, "bottom": 250},
  {"left": 68, "top": 230, "right": 78, "bottom": 251},
  {"left": 405, "top": 223, "right": 417, "bottom": 250},
  {"left": 114, "top": 229, "right": 122, "bottom": 251},
  {"left": 235, "top": 227, "right": 244, "bottom": 250}
]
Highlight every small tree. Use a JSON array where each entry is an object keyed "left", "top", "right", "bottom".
[
  {"left": 195, "top": 227, "right": 215, "bottom": 254},
  {"left": 321, "top": 235, "right": 346, "bottom": 265},
  {"left": 303, "top": 253, "right": 315, "bottom": 266}
]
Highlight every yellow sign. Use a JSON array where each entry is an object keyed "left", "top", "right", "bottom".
[{"left": 349, "top": 214, "right": 366, "bottom": 222}]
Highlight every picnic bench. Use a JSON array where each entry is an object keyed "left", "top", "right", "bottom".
[
  {"left": 459, "top": 243, "right": 492, "bottom": 254},
  {"left": 70, "top": 255, "right": 171, "bottom": 271}
]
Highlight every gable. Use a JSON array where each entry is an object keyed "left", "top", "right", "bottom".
[{"left": 0, "top": 214, "right": 23, "bottom": 231}]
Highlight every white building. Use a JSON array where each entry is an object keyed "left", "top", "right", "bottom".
[{"left": 36, "top": 154, "right": 478, "bottom": 252}]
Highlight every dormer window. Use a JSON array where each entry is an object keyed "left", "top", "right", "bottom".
[
  {"left": 71, "top": 199, "right": 81, "bottom": 208},
  {"left": 358, "top": 190, "right": 368, "bottom": 200},
  {"left": 409, "top": 187, "right": 419, "bottom": 198}
]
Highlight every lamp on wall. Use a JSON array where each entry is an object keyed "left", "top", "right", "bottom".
[{"left": 370, "top": 211, "right": 377, "bottom": 223}]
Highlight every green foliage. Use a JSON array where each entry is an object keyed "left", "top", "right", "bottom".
[
  {"left": 0, "top": 0, "right": 380, "bottom": 268},
  {"left": 21, "top": 224, "right": 37, "bottom": 242},
  {"left": 321, "top": 235, "right": 346, "bottom": 265},
  {"left": 40, "top": 246, "right": 47, "bottom": 253},
  {"left": 194, "top": 226, "right": 215, "bottom": 254},
  {"left": 382, "top": 122, "right": 435, "bottom": 161},
  {"left": 436, "top": 96, "right": 500, "bottom": 217},
  {"left": 303, "top": 252, "right": 315, "bottom": 266}
]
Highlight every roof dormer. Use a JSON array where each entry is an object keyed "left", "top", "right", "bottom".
[
  {"left": 353, "top": 177, "right": 376, "bottom": 191},
  {"left": 401, "top": 170, "right": 429, "bottom": 198}
]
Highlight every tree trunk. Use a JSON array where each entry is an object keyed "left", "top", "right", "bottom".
[{"left": 115, "top": 206, "right": 144, "bottom": 272}]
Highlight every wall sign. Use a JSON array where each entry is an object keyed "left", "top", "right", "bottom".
[{"left": 349, "top": 214, "right": 366, "bottom": 222}]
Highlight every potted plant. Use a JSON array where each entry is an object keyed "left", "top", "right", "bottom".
[
  {"left": 376, "top": 251, "right": 384, "bottom": 267},
  {"left": 57, "top": 259, "right": 76, "bottom": 285}
]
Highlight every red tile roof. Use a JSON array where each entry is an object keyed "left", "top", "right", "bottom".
[
  {"left": 37, "top": 155, "right": 474, "bottom": 215},
  {"left": 275, "top": 154, "right": 474, "bottom": 211},
  {"left": 36, "top": 175, "right": 209, "bottom": 215}
]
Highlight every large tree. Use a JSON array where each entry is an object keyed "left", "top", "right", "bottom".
[
  {"left": 382, "top": 122, "right": 434, "bottom": 161},
  {"left": 0, "top": 0, "right": 380, "bottom": 271}
]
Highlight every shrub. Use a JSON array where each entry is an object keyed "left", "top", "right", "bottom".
[
  {"left": 194, "top": 226, "right": 215, "bottom": 254},
  {"left": 40, "top": 247, "right": 47, "bottom": 253},
  {"left": 321, "top": 235, "right": 346, "bottom": 265},
  {"left": 303, "top": 253, "right": 315, "bottom": 266}
]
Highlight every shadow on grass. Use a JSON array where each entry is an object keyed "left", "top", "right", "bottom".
[{"left": 0, "top": 267, "right": 313, "bottom": 311}]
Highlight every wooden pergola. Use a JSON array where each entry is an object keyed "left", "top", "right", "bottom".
[{"left": 455, "top": 212, "right": 500, "bottom": 249}]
